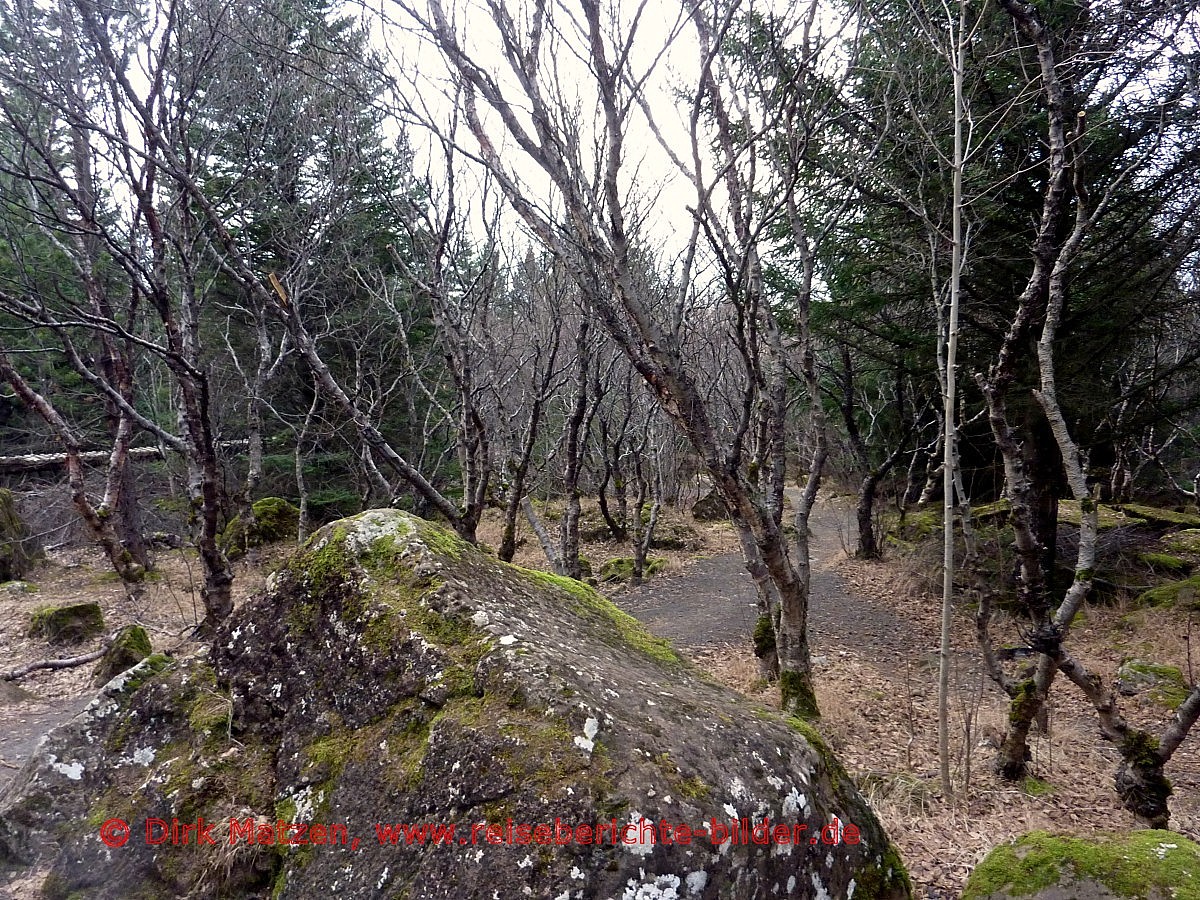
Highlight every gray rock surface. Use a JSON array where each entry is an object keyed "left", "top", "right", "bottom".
[{"left": 0, "top": 510, "right": 910, "bottom": 899}]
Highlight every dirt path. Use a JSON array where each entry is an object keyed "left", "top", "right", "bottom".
[{"left": 615, "top": 496, "right": 923, "bottom": 665}]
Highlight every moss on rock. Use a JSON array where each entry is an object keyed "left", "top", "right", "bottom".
[
  {"left": 1134, "top": 575, "right": 1200, "bottom": 610},
  {"left": 1116, "top": 659, "right": 1190, "bottom": 709},
  {"left": 1120, "top": 504, "right": 1200, "bottom": 528},
  {"left": 28, "top": 602, "right": 104, "bottom": 645},
  {"left": 93, "top": 625, "right": 152, "bottom": 685},
  {"left": 597, "top": 555, "right": 666, "bottom": 582},
  {"left": 963, "top": 829, "right": 1200, "bottom": 899},
  {"left": 219, "top": 497, "right": 301, "bottom": 560},
  {"left": 1165, "top": 529, "right": 1200, "bottom": 555}
]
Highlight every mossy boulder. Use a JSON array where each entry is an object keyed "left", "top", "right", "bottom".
[
  {"left": 218, "top": 497, "right": 300, "bottom": 560},
  {"left": 1134, "top": 576, "right": 1200, "bottom": 610},
  {"left": 28, "top": 602, "right": 104, "bottom": 645},
  {"left": 963, "top": 829, "right": 1200, "bottom": 899},
  {"left": 691, "top": 489, "right": 728, "bottom": 522},
  {"left": 93, "top": 625, "right": 153, "bottom": 686},
  {"left": 598, "top": 555, "right": 667, "bottom": 582},
  {"left": 0, "top": 509, "right": 909, "bottom": 900},
  {"left": 1116, "top": 659, "right": 1191, "bottom": 709},
  {"left": 0, "top": 489, "right": 41, "bottom": 582}
]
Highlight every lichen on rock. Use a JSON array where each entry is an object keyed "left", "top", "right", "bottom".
[{"left": 0, "top": 509, "right": 910, "bottom": 899}]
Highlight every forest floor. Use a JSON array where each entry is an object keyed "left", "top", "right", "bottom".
[{"left": 1, "top": 498, "right": 1198, "bottom": 898}]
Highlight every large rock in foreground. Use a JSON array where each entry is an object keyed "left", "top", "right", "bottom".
[
  {"left": 963, "top": 829, "right": 1200, "bottom": 899},
  {"left": 0, "top": 510, "right": 909, "bottom": 899}
]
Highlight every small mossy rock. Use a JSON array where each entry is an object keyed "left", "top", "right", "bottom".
[
  {"left": 1166, "top": 529, "right": 1200, "bottom": 555},
  {"left": 1116, "top": 659, "right": 1191, "bottom": 709},
  {"left": 598, "top": 555, "right": 667, "bottom": 582},
  {"left": 691, "top": 489, "right": 728, "bottom": 522},
  {"left": 0, "top": 509, "right": 910, "bottom": 900},
  {"left": 962, "top": 829, "right": 1200, "bottom": 899},
  {"left": 93, "top": 625, "right": 153, "bottom": 686},
  {"left": 0, "top": 489, "right": 41, "bottom": 582},
  {"left": 28, "top": 602, "right": 104, "bottom": 645},
  {"left": 218, "top": 497, "right": 300, "bottom": 560},
  {"left": 1134, "top": 575, "right": 1200, "bottom": 610},
  {"left": 0, "top": 580, "right": 36, "bottom": 594}
]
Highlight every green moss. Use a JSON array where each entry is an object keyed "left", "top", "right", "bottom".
[
  {"left": 780, "top": 670, "right": 819, "bottom": 719},
  {"left": 514, "top": 566, "right": 684, "bottom": 667},
  {"left": 962, "top": 829, "right": 1200, "bottom": 899},
  {"left": 1021, "top": 776, "right": 1054, "bottom": 797},
  {"left": 300, "top": 531, "right": 356, "bottom": 596},
  {"left": 28, "top": 602, "right": 105, "bottom": 643},
  {"left": 972, "top": 499, "right": 1012, "bottom": 520},
  {"left": 220, "top": 497, "right": 301, "bottom": 559},
  {"left": 417, "top": 521, "right": 472, "bottom": 560},
  {"left": 853, "top": 841, "right": 913, "bottom": 900},
  {"left": 1058, "top": 501, "right": 1127, "bottom": 530},
  {"left": 674, "top": 775, "right": 709, "bottom": 800},
  {"left": 1134, "top": 575, "right": 1200, "bottom": 610},
  {"left": 1166, "top": 529, "right": 1200, "bottom": 554},
  {"left": 597, "top": 556, "right": 667, "bottom": 583},
  {"left": 1138, "top": 552, "right": 1193, "bottom": 574},
  {"left": 1121, "top": 504, "right": 1200, "bottom": 528},
  {"left": 1120, "top": 661, "right": 1191, "bottom": 709},
  {"left": 119, "top": 653, "right": 172, "bottom": 695},
  {"left": 187, "top": 689, "right": 233, "bottom": 741},
  {"left": 1010, "top": 679, "right": 1041, "bottom": 725},
  {"left": 753, "top": 614, "right": 776, "bottom": 658}
]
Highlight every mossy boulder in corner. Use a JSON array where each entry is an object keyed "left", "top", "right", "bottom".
[
  {"left": 92, "top": 625, "right": 153, "bottom": 685},
  {"left": 0, "top": 509, "right": 909, "bottom": 900},
  {"left": 1135, "top": 575, "right": 1200, "bottom": 610},
  {"left": 963, "top": 829, "right": 1200, "bottom": 899},
  {"left": 28, "top": 602, "right": 104, "bottom": 645},
  {"left": 0, "top": 489, "right": 41, "bottom": 582},
  {"left": 218, "top": 497, "right": 300, "bottom": 560}
]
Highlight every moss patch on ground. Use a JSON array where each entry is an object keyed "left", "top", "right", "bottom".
[
  {"left": 1120, "top": 504, "right": 1200, "bottom": 528},
  {"left": 1057, "top": 500, "right": 1128, "bottom": 530},
  {"left": 962, "top": 829, "right": 1200, "bottom": 899},
  {"left": 1138, "top": 551, "right": 1193, "bottom": 574}
]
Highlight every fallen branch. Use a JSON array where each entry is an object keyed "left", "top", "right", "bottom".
[{"left": 2, "top": 647, "right": 106, "bottom": 682}]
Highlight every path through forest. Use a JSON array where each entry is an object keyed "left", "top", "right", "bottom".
[{"left": 615, "top": 495, "right": 922, "bottom": 665}]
